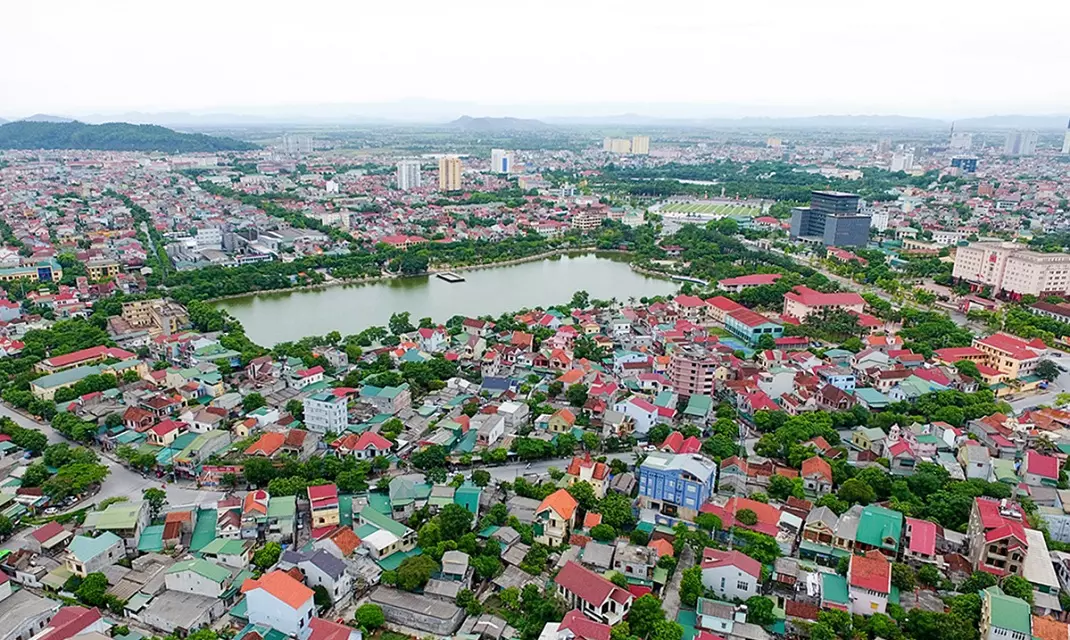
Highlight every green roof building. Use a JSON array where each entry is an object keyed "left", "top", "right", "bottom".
[
  {"left": 855, "top": 504, "right": 903, "bottom": 554},
  {"left": 981, "top": 586, "right": 1031, "bottom": 640}
]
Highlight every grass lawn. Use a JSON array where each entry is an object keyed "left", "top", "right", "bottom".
[{"left": 660, "top": 202, "right": 759, "bottom": 217}]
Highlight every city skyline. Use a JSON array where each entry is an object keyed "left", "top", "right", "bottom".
[{"left": 2, "top": 0, "right": 1068, "bottom": 117}]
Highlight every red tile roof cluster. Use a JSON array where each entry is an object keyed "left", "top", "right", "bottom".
[
  {"left": 1026, "top": 450, "right": 1060, "bottom": 479},
  {"left": 242, "top": 570, "right": 315, "bottom": 609},
  {"left": 42, "top": 345, "right": 134, "bottom": 369},
  {"left": 718, "top": 273, "right": 782, "bottom": 287},
  {"left": 308, "top": 484, "right": 339, "bottom": 509},
  {"left": 849, "top": 550, "right": 891, "bottom": 593},
  {"left": 559, "top": 609, "right": 611, "bottom": 640},
  {"left": 566, "top": 453, "right": 609, "bottom": 480},
  {"left": 801, "top": 456, "right": 832, "bottom": 482},
  {"left": 37, "top": 606, "right": 102, "bottom": 640},
  {"left": 784, "top": 285, "right": 865, "bottom": 308},
  {"left": 538, "top": 488, "right": 578, "bottom": 521}
]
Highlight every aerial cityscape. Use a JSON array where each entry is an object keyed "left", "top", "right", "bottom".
[{"left": 2, "top": 4, "right": 1070, "bottom": 640}]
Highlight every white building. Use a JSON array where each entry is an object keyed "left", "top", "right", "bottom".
[
  {"left": 699, "top": 549, "right": 761, "bottom": 601},
  {"left": 869, "top": 209, "right": 889, "bottom": 232},
  {"left": 1062, "top": 120, "right": 1070, "bottom": 154},
  {"left": 396, "top": 160, "right": 422, "bottom": 190},
  {"left": 952, "top": 241, "right": 1070, "bottom": 296},
  {"left": 164, "top": 559, "right": 232, "bottom": 598},
  {"left": 490, "top": 149, "right": 513, "bottom": 174},
  {"left": 631, "top": 136, "right": 650, "bottom": 155},
  {"left": 950, "top": 131, "right": 973, "bottom": 151},
  {"left": 303, "top": 392, "right": 348, "bottom": 434},
  {"left": 1004, "top": 130, "right": 1038, "bottom": 156},
  {"left": 890, "top": 150, "right": 914, "bottom": 173},
  {"left": 241, "top": 570, "right": 316, "bottom": 639}
]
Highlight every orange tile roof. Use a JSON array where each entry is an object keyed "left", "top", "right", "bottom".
[
  {"left": 554, "top": 408, "right": 576, "bottom": 425},
  {"left": 246, "top": 432, "right": 285, "bottom": 456},
  {"left": 648, "top": 538, "right": 674, "bottom": 558},
  {"left": 801, "top": 456, "right": 832, "bottom": 482},
  {"left": 242, "top": 570, "right": 315, "bottom": 609},
  {"left": 584, "top": 512, "right": 602, "bottom": 528},
  {"left": 538, "top": 488, "right": 578, "bottom": 521},
  {"left": 327, "top": 527, "right": 361, "bottom": 555},
  {"left": 1032, "top": 616, "right": 1068, "bottom": 640}
]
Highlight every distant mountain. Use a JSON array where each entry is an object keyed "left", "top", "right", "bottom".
[
  {"left": 0, "top": 121, "right": 257, "bottom": 152},
  {"left": 20, "top": 113, "right": 76, "bottom": 123},
  {"left": 954, "top": 114, "right": 1069, "bottom": 130},
  {"left": 447, "top": 115, "right": 551, "bottom": 131},
  {"left": 547, "top": 113, "right": 947, "bottom": 129}
]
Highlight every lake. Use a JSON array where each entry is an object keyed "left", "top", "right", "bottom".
[{"left": 214, "top": 253, "right": 679, "bottom": 346}]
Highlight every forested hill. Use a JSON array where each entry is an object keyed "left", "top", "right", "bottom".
[{"left": 0, "top": 121, "right": 257, "bottom": 152}]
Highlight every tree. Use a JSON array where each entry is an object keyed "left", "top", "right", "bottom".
[
  {"left": 472, "top": 469, "right": 491, "bottom": 487},
  {"left": 917, "top": 563, "right": 942, "bottom": 587},
  {"left": 389, "top": 311, "right": 415, "bottom": 335},
  {"left": 838, "top": 477, "right": 876, "bottom": 505},
  {"left": 680, "top": 566, "right": 703, "bottom": 607},
  {"left": 396, "top": 554, "right": 438, "bottom": 591},
  {"left": 567, "top": 481, "right": 598, "bottom": 511},
  {"left": 438, "top": 503, "right": 474, "bottom": 539},
  {"left": 242, "top": 392, "right": 267, "bottom": 413},
  {"left": 695, "top": 513, "right": 722, "bottom": 532},
  {"left": 21, "top": 463, "right": 51, "bottom": 488},
  {"left": 647, "top": 424, "right": 671, "bottom": 447},
  {"left": 745, "top": 596, "right": 776, "bottom": 626},
  {"left": 736, "top": 508, "right": 758, "bottom": 525},
  {"left": 354, "top": 603, "right": 384, "bottom": 630},
  {"left": 959, "top": 571, "right": 998, "bottom": 594},
  {"left": 76, "top": 572, "right": 110, "bottom": 607},
  {"left": 243, "top": 457, "right": 276, "bottom": 486},
  {"left": 313, "top": 585, "right": 332, "bottom": 613},
  {"left": 891, "top": 563, "right": 916, "bottom": 591},
  {"left": 566, "top": 383, "right": 588, "bottom": 407},
  {"left": 1037, "top": 360, "right": 1060, "bottom": 382},
  {"left": 590, "top": 524, "right": 616, "bottom": 542},
  {"left": 628, "top": 594, "right": 667, "bottom": 639},
  {"left": 768, "top": 474, "right": 799, "bottom": 501},
  {"left": 143, "top": 487, "right": 167, "bottom": 520},
  {"left": 547, "top": 381, "right": 563, "bottom": 397},
  {"left": 0, "top": 515, "right": 12, "bottom": 539},
  {"left": 252, "top": 541, "right": 281, "bottom": 570},
  {"left": 1001, "top": 575, "right": 1034, "bottom": 604},
  {"left": 599, "top": 492, "right": 636, "bottom": 531},
  {"left": 756, "top": 334, "right": 776, "bottom": 350}
]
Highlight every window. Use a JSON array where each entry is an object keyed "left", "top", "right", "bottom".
[{"left": 737, "top": 581, "right": 750, "bottom": 592}]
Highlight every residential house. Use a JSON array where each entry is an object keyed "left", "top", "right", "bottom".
[
  {"left": 902, "top": 517, "right": 940, "bottom": 566},
  {"left": 279, "top": 549, "right": 353, "bottom": 605},
  {"left": 801, "top": 457, "right": 833, "bottom": 496},
  {"left": 700, "top": 548, "right": 762, "bottom": 601},
  {"left": 566, "top": 454, "right": 610, "bottom": 499},
  {"left": 547, "top": 409, "right": 576, "bottom": 435},
  {"left": 968, "top": 498, "right": 1028, "bottom": 577},
  {"left": 1021, "top": 451, "right": 1060, "bottom": 488},
  {"left": 554, "top": 561, "right": 633, "bottom": 626},
  {"left": 241, "top": 570, "right": 316, "bottom": 639},
  {"left": 851, "top": 427, "right": 887, "bottom": 455},
  {"left": 847, "top": 550, "right": 891, "bottom": 616},
  {"left": 980, "top": 586, "right": 1032, "bottom": 640},
  {"left": 65, "top": 533, "right": 124, "bottom": 577},
  {"left": 164, "top": 559, "right": 234, "bottom": 598},
  {"left": 612, "top": 541, "right": 657, "bottom": 581},
  {"left": 854, "top": 505, "right": 903, "bottom": 558},
  {"left": 534, "top": 489, "right": 578, "bottom": 547},
  {"left": 308, "top": 485, "right": 340, "bottom": 533}
]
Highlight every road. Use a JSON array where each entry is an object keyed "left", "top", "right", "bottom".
[
  {"left": 485, "top": 452, "right": 636, "bottom": 482},
  {"left": 0, "top": 402, "right": 216, "bottom": 509},
  {"left": 1008, "top": 367, "right": 1070, "bottom": 412}
]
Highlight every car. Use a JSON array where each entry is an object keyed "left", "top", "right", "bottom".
[{"left": 43, "top": 507, "right": 57, "bottom": 515}]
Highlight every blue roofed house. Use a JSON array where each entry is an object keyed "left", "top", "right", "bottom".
[
  {"left": 638, "top": 452, "right": 718, "bottom": 522},
  {"left": 66, "top": 532, "right": 124, "bottom": 577}
]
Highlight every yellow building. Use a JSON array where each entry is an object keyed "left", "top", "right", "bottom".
[
  {"left": 972, "top": 333, "right": 1045, "bottom": 379},
  {"left": 438, "top": 156, "right": 462, "bottom": 191},
  {"left": 547, "top": 408, "right": 576, "bottom": 434},
  {"left": 121, "top": 299, "right": 189, "bottom": 337},
  {"left": 631, "top": 135, "right": 650, "bottom": 155},
  {"left": 86, "top": 259, "right": 120, "bottom": 280},
  {"left": 534, "top": 489, "right": 577, "bottom": 547}
]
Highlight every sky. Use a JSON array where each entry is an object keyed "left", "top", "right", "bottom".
[{"left": 2, "top": 0, "right": 1068, "bottom": 120}]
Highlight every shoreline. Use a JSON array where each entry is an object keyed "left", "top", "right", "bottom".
[{"left": 205, "top": 247, "right": 659, "bottom": 304}]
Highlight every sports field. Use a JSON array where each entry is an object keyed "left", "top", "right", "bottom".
[{"left": 658, "top": 201, "right": 760, "bottom": 216}]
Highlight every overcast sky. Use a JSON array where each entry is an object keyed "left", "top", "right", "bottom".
[{"left": 2, "top": 0, "right": 1068, "bottom": 119}]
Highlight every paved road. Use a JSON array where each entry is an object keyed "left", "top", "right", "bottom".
[
  {"left": 1008, "top": 368, "right": 1070, "bottom": 412},
  {"left": 0, "top": 403, "right": 215, "bottom": 509},
  {"left": 485, "top": 452, "right": 635, "bottom": 482}
]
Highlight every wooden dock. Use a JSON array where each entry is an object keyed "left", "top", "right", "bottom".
[{"left": 436, "top": 271, "right": 466, "bottom": 283}]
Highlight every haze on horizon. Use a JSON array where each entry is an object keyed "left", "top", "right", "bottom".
[{"left": 2, "top": 0, "right": 1068, "bottom": 120}]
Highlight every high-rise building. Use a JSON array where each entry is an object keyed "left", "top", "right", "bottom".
[
  {"left": 603, "top": 138, "right": 632, "bottom": 154},
  {"left": 890, "top": 150, "right": 914, "bottom": 173},
  {"left": 952, "top": 241, "right": 1070, "bottom": 297},
  {"left": 1062, "top": 119, "right": 1070, "bottom": 154},
  {"left": 281, "top": 134, "right": 313, "bottom": 155},
  {"left": 789, "top": 191, "right": 871, "bottom": 248},
  {"left": 490, "top": 149, "right": 513, "bottom": 174},
  {"left": 1003, "top": 130, "right": 1038, "bottom": 156},
  {"left": 950, "top": 131, "right": 973, "bottom": 151},
  {"left": 631, "top": 136, "right": 650, "bottom": 155},
  {"left": 951, "top": 157, "right": 978, "bottom": 173},
  {"left": 876, "top": 138, "right": 892, "bottom": 153},
  {"left": 438, "top": 156, "right": 462, "bottom": 191},
  {"left": 396, "top": 160, "right": 422, "bottom": 190}
]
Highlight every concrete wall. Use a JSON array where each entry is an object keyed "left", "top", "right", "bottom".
[{"left": 369, "top": 587, "right": 465, "bottom": 636}]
